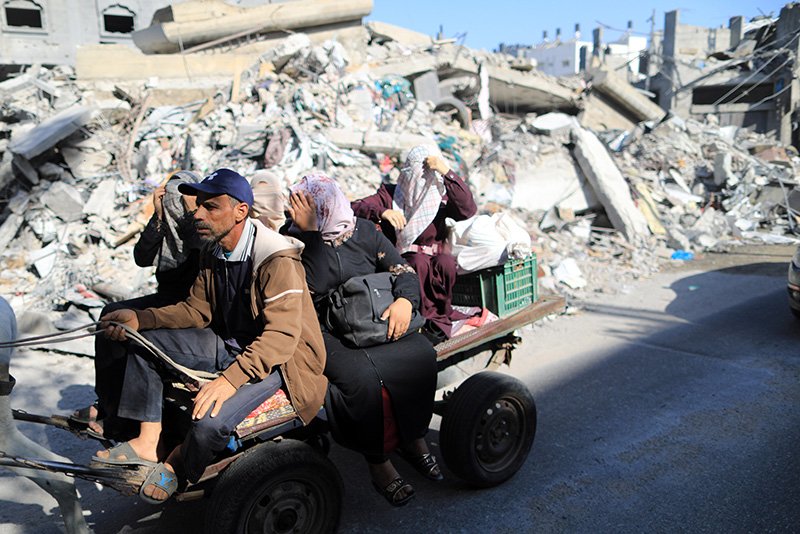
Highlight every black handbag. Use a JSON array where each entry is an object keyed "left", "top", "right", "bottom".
[{"left": 324, "top": 272, "right": 425, "bottom": 348}]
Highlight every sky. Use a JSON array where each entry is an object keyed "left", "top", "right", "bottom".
[{"left": 368, "top": 1, "right": 790, "bottom": 51}]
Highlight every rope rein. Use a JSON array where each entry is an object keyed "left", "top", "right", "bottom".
[{"left": 0, "top": 322, "right": 217, "bottom": 386}]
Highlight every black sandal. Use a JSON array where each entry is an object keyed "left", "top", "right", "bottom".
[
  {"left": 397, "top": 450, "right": 444, "bottom": 481},
  {"left": 372, "top": 476, "right": 415, "bottom": 507}
]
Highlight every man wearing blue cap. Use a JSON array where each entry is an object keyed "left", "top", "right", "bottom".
[{"left": 95, "top": 168, "right": 327, "bottom": 504}]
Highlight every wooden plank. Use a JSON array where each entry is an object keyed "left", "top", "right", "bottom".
[{"left": 435, "top": 295, "right": 566, "bottom": 361}]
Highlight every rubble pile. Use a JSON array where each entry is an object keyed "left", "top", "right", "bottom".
[
  {"left": 611, "top": 115, "right": 800, "bottom": 251},
  {"left": 0, "top": 14, "right": 798, "bottom": 333}
]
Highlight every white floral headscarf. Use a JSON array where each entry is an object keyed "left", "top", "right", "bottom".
[{"left": 291, "top": 174, "right": 355, "bottom": 242}]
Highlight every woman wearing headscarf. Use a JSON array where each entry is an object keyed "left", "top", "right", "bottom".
[
  {"left": 249, "top": 170, "right": 287, "bottom": 231},
  {"left": 72, "top": 170, "right": 203, "bottom": 439},
  {"left": 288, "top": 174, "right": 440, "bottom": 507},
  {"left": 352, "top": 145, "right": 477, "bottom": 340}
]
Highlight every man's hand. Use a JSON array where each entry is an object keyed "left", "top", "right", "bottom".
[
  {"left": 192, "top": 376, "right": 237, "bottom": 419},
  {"left": 153, "top": 186, "right": 167, "bottom": 221},
  {"left": 100, "top": 309, "right": 139, "bottom": 341},
  {"left": 424, "top": 155, "right": 450, "bottom": 176},
  {"left": 288, "top": 191, "right": 318, "bottom": 232},
  {"left": 381, "top": 297, "right": 413, "bottom": 340},
  {"left": 381, "top": 209, "right": 407, "bottom": 230}
]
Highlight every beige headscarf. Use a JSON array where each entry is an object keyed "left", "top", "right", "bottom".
[{"left": 250, "top": 170, "right": 287, "bottom": 231}]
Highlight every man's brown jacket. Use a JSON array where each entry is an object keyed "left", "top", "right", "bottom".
[{"left": 135, "top": 219, "right": 327, "bottom": 424}]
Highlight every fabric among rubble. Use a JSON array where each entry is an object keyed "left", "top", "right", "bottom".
[{"left": 0, "top": 22, "right": 798, "bottom": 343}]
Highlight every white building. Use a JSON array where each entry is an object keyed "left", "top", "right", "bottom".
[
  {"left": 522, "top": 29, "right": 648, "bottom": 79},
  {"left": 0, "top": 0, "right": 173, "bottom": 67},
  {"left": 523, "top": 39, "right": 593, "bottom": 77}
]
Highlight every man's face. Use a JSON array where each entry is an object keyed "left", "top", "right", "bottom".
[{"left": 193, "top": 192, "right": 245, "bottom": 244}]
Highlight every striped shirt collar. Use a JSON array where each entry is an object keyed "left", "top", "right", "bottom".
[{"left": 213, "top": 218, "right": 255, "bottom": 262}]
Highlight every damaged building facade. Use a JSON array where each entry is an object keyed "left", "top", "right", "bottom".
[
  {"left": 643, "top": 3, "right": 800, "bottom": 150},
  {"left": 0, "top": 0, "right": 174, "bottom": 71}
]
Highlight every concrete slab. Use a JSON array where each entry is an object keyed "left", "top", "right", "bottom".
[
  {"left": 366, "top": 21, "right": 431, "bottom": 47},
  {"left": 572, "top": 126, "right": 650, "bottom": 241},
  {"left": 132, "top": 0, "right": 373, "bottom": 54},
  {"left": 7, "top": 106, "right": 96, "bottom": 159},
  {"left": 41, "top": 181, "right": 84, "bottom": 223},
  {"left": 511, "top": 150, "right": 599, "bottom": 212}
]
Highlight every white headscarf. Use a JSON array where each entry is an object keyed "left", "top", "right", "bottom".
[
  {"left": 393, "top": 145, "right": 445, "bottom": 253},
  {"left": 250, "top": 170, "right": 287, "bottom": 231}
]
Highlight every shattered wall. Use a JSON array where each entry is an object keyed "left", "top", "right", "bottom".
[{"left": 0, "top": 0, "right": 173, "bottom": 68}]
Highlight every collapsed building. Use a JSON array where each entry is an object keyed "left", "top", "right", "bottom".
[
  {"left": 644, "top": 3, "right": 800, "bottom": 150},
  {"left": 0, "top": 0, "right": 798, "bottom": 338},
  {"left": 0, "top": 0, "right": 173, "bottom": 75}
]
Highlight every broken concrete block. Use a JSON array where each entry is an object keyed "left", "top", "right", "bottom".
[
  {"left": 366, "top": 21, "right": 432, "bottom": 47},
  {"left": 11, "top": 154, "right": 39, "bottom": 185},
  {"left": 28, "top": 241, "right": 59, "bottom": 278},
  {"left": 0, "top": 65, "right": 40, "bottom": 97},
  {"left": 324, "top": 128, "right": 365, "bottom": 150},
  {"left": 553, "top": 258, "right": 587, "bottom": 289},
  {"left": 572, "top": 127, "right": 650, "bottom": 242},
  {"left": 84, "top": 179, "right": 118, "bottom": 220},
  {"left": 0, "top": 214, "right": 24, "bottom": 253},
  {"left": 41, "top": 181, "right": 84, "bottom": 222},
  {"left": 361, "top": 131, "right": 436, "bottom": 156},
  {"left": 713, "top": 151, "right": 734, "bottom": 186},
  {"left": 511, "top": 150, "right": 599, "bottom": 212},
  {"left": 413, "top": 71, "right": 444, "bottom": 103},
  {"left": 26, "top": 210, "right": 58, "bottom": 244},
  {"left": 8, "top": 105, "right": 96, "bottom": 159},
  {"left": 61, "top": 135, "right": 113, "bottom": 179},
  {"left": 37, "top": 162, "right": 68, "bottom": 181},
  {"left": 530, "top": 112, "right": 578, "bottom": 138},
  {"left": 260, "top": 33, "right": 312, "bottom": 71},
  {"left": 0, "top": 152, "right": 13, "bottom": 190},
  {"left": 590, "top": 67, "right": 666, "bottom": 122}
]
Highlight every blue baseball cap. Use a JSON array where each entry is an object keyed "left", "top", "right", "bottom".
[{"left": 178, "top": 168, "right": 254, "bottom": 206}]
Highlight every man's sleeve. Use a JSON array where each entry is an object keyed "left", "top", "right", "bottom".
[
  {"left": 222, "top": 256, "right": 306, "bottom": 388},
  {"left": 135, "top": 265, "right": 214, "bottom": 330}
]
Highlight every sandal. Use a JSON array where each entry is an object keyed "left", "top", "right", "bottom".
[
  {"left": 92, "top": 442, "right": 156, "bottom": 467},
  {"left": 70, "top": 402, "right": 105, "bottom": 438},
  {"left": 70, "top": 402, "right": 98, "bottom": 425},
  {"left": 372, "top": 476, "right": 415, "bottom": 507},
  {"left": 139, "top": 462, "right": 179, "bottom": 505},
  {"left": 397, "top": 449, "right": 444, "bottom": 481}
]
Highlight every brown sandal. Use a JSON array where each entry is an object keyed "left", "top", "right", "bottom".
[{"left": 372, "top": 476, "right": 415, "bottom": 507}]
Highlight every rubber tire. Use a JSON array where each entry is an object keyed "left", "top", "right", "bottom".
[
  {"left": 439, "top": 371, "right": 536, "bottom": 488},
  {"left": 205, "top": 439, "right": 343, "bottom": 534}
]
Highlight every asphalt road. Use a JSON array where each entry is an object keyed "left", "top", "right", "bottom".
[{"left": 1, "top": 245, "right": 799, "bottom": 533}]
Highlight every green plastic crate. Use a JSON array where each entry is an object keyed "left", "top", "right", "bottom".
[{"left": 452, "top": 255, "right": 538, "bottom": 317}]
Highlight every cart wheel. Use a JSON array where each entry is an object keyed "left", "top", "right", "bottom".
[
  {"left": 206, "top": 439, "right": 343, "bottom": 534},
  {"left": 439, "top": 371, "right": 536, "bottom": 488}
]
